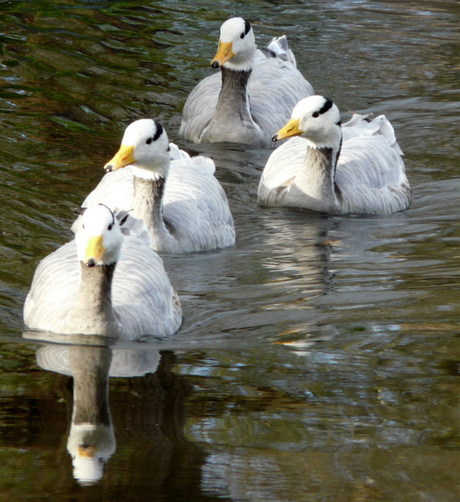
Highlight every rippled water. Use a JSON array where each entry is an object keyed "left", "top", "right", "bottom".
[{"left": 0, "top": 0, "right": 459, "bottom": 500}]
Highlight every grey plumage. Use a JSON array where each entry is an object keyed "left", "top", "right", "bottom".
[
  {"left": 24, "top": 205, "right": 182, "bottom": 339},
  {"left": 258, "top": 96, "right": 411, "bottom": 215},
  {"left": 73, "top": 121, "right": 235, "bottom": 254},
  {"left": 180, "top": 18, "right": 314, "bottom": 147}
]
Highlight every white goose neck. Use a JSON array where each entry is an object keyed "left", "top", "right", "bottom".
[
  {"left": 132, "top": 165, "right": 166, "bottom": 181},
  {"left": 291, "top": 145, "right": 341, "bottom": 212},
  {"left": 223, "top": 58, "right": 255, "bottom": 72}
]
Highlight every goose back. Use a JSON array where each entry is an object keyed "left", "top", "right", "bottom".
[{"left": 24, "top": 236, "right": 181, "bottom": 339}]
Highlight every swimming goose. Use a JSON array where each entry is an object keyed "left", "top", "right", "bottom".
[
  {"left": 74, "top": 119, "right": 235, "bottom": 253},
  {"left": 24, "top": 204, "right": 182, "bottom": 339},
  {"left": 257, "top": 95, "right": 411, "bottom": 215},
  {"left": 179, "top": 17, "right": 314, "bottom": 147}
]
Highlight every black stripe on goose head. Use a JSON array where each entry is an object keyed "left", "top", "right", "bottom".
[
  {"left": 99, "top": 203, "right": 115, "bottom": 227},
  {"left": 153, "top": 122, "right": 164, "bottom": 143},
  {"left": 319, "top": 98, "right": 334, "bottom": 116},
  {"left": 241, "top": 19, "right": 251, "bottom": 39}
]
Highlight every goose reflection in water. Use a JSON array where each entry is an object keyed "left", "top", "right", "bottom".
[
  {"left": 35, "top": 342, "right": 158, "bottom": 484},
  {"left": 26, "top": 334, "right": 200, "bottom": 488}
]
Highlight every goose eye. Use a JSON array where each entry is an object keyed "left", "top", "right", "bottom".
[
  {"left": 312, "top": 111, "right": 320, "bottom": 118},
  {"left": 108, "top": 224, "right": 113, "bottom": 231},
  {"left": 146, "top": 137, "right": 153, "bottom": 145},
  {"left": 240, "top": 32, "right": 245, "bottom": 39}
]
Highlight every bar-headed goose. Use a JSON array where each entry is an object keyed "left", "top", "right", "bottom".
[
  {"left": 179, "top": 17, "right": 314, "bottom": 147},
  {"left": 24, "top": 204, "right": 182, "bottom": 339},
  {"left": 258, "top": 95, "right": 411, "bottom": 215},
  {"left": 74, "top": 119, "right": 235, "bottom": 253}
]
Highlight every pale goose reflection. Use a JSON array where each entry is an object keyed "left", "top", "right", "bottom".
[
  {"left": 35, "top": 341, "right": 160, "bottom": 485},
  {"left": 22, "top": 328, "right": 170, "bottom": 486},
  {"left": 255, "top": 210, "right": 410, "bottom": 346}
]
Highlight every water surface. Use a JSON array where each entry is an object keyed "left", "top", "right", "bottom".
[{"left": 0, "top": 0, "right": 459, "bottom": 500}]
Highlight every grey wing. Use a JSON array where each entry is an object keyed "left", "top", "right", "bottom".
[
  {"left": 257, "top": 137, "right": 307, "bottom": 206},
  {"left": 337, "top": 114, "right": 410, "bottom": 214},
  {"left": 24, "top": 241, "right": 81, "bottom": 333},
  {"left": 336, "top": 135, "right": 411, "bottom": 214},
  {"left": 163, "top": 157, "right": 236, "bottom": 252},
  {"left": 342, "top": 113, "right": 404, "bottom": 156},
  {"left": 112, "top": 237, "right": 182, "bottom": 337},
  {"left": 179, "top": 72, "right": 222, "bottom": 143},
  {"left": 249, "top": 58, "right": 315, "bottom": 138}
]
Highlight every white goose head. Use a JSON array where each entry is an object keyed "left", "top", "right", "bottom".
[
  {"left": 273, "top": 95, "right": 342, "bottom": 149},
  {"left": 211, "top": 17, "right": 256, "bottom": 72},
  {"left": 104, "top": 119, "right": 170, "bottom": 180},
  {"left": 76, "top": 204, "right": 123, "bottom": 267}
]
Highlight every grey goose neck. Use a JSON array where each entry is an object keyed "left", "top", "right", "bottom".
[
  {"left": 66, "top": 262, "right": 120, "bottom": 336},
  {"left": 216, "top": 66, "right": 252, "bottom": 121},
  {"left": 202, "top": 67, "right": 255, "bottom": 143},
  {"left": 69, "top": 345, "right": 112, "bottom": 425},
  {"left": 132, "top": 174, "right": 176, "bottom": 250},
  {"left": 295, "top": 144, "right": 342, "bottom": 211}
]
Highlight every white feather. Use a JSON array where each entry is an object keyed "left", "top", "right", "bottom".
[
  {"left": 24, "top": 205, "right": 182, "bottom": 339},
  {"left": 179, "top": 17, "right": 314, "bottom": 147},
  {"left": 258, "top": 95, "right": 411, "bottom": 215},
  {"left": 72, "top": 120, "right": 235, "bottom": 253}
]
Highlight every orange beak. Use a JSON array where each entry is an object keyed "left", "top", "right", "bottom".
[
  {"left": 84, "top": 235, "right": 105, "bottom": 265},
  {"left": 210, "top": 41, "right": 235, "bottom": 68},
  {"left": 77, "top": 445, "right": 97, "bottom": 458},
  {"left": 104, "top": 144, "right": 135, "bottom": 172},
  {"left": 272, "top": 118, "right": 304, "bottom": 142}
]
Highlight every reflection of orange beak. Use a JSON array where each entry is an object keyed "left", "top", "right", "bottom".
[
  {"left": 77, "top": 445, "right": 97, "bottom": 458},
  {"left": 104, "top": 144, "right": 135, "bottom": 172},
  {"left": 84, "top": 235, "right": 105, "bottom": 266},
  {"left": 210, "top": 41, "right": 235, "bottom": 68},
  {"left": 272, "top": 118, "right": 304, "bottom": 142}
]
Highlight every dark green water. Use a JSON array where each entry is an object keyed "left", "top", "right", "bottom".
[{"left": 0, "top": 0, "right": 459, "bottom": 500}]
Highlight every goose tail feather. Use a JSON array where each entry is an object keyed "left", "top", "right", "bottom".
[
  {"left": 342, "top": 113, "right": 404, "bottom": 156},
  {"left": 265, "top": 35, "right": 297, "bottom": 66}
]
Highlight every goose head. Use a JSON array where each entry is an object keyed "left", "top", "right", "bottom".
[
  {"left": 273, "top": 95, "right": 342, "bottom": 149},
  {"left": 76, "top": 204, "right": 123, "bottom": 267},
  {"left": 211, "top": 17, "right": 256, "bottom": 71},
  {"left": 104, "top": 119, "right": 170, "bottom": 180},
  {"left": 68, "top": 423, "right": 116, "bottom": 485}
]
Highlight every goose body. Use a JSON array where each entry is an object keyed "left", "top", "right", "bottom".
[
  {"left": 179, "top": 17, "right": 314, "bottom": 147},
  {"left": 74, "top": 120, "right": 235, "bottom": 253},
  {"left": 258, "top": 95, "right": 411, "bottom": 215},
  {"left": 24, "top": 205, "right": 182, "bottom": 339}
]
